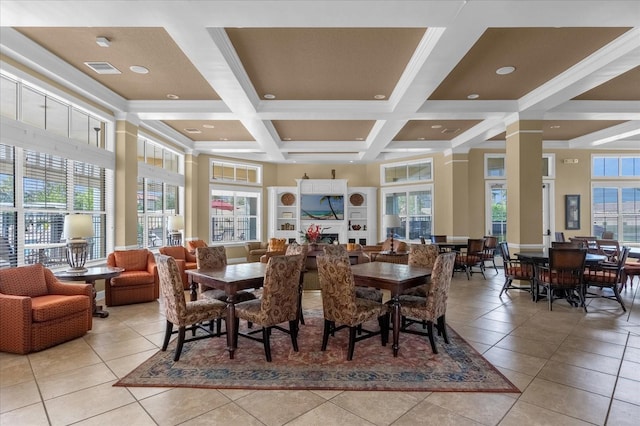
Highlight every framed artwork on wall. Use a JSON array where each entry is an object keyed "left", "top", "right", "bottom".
[{"left": 565, "top": 194, "right": 580, "bottom": 230}]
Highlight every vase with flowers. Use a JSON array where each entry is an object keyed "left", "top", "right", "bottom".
[{"left": 300, "top": 224, "right": 324, "bottom": 251}]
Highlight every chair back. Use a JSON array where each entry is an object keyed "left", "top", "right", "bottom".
[
  {"left": 424, "top": 252, "right": 457, "bottom": 320},
  {"left": 601, "top": 231, "right": 614, "bottom": 239},
  {"left": 195, "top": 246, "right": 227, "bottom": 269},
  {"left": 467, "top": 238, "right": 485, "bottom": 254},
  {"left": 157, "top": 255, "right": 187, "bottom": 325},
  {"left": 596, "top": 239, "right": 620, "bottom": 261},
  {"left": 498, "top": 241, "right": 510, "bottom": 260},
  {"left": 483, "top": 236, "right": 498, "bottom": 250},
  {"left": 187, "top": 239, "right": 208, "bottom": 254},
  {"left": 323, "top": 244, "right": 348, "bottom": 258},
  {"left": 549, "top": 248, "right": 587, "bottom": 273},
  {"left": 554, "top": 232, "right": 565, "bottom": 242},
  {"left": 431, "top": 235, "right": 447, "bottom": 243},
  {"left": 260, "top": 255, "right": 303, "bottom": 324},
  {"left": 552, "top": 241, "right": 584, "bottom": 249},
  {"left": 159, "top": 245, "right": 187, "bottom": 260},
  {"left": 317, "top": 255, "right": 357, "bottom": 324},
  {"left": 408, "top": 244, "right": 439, "bottom": 268}
]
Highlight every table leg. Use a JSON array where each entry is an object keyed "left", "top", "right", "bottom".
[
  {"left": 226, "top": 293, "right": 237, "bottom": 359},
  {"left": 87, "top": 279, "right": 109, "bottom": 318},
  {"left": 391, "top": 296, "right": 401, "bottom": 357},
  {"left": 189, "top": 276, "right": 197, "bottom": 302}
]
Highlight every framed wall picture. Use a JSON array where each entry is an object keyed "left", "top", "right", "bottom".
[{"left": 565, "top": 194, "right": 580, "bottom": 230}]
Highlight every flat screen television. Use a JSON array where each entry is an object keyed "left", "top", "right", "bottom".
[{"left": 300, "top": 194, "right": 344, "bottom": 220}]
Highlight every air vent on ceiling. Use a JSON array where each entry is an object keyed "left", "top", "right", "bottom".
[
  {"left": 84, "top": 62, "right": 121, "bottom": 75},
  {"left": 184, "top": 128, "right": 202, "bottom": 134},
  {"left": 441, "top": 128, "right": 461, "bottom": 134}
]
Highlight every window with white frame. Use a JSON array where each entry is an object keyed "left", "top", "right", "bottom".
[
  {"left": 210, "top": 160, "right": 261, "bottom": 184},
  {"left": 484, "top": 153, "right": 554, "bottom": 179},
  {"left": 137, "top": 136, "right": 182, "bottom": 174},
  {"left": 210, "top": 186, "right": 260, "bottom": 243},
  {"left": 0, "top": 71, "right": 111, "bottom": 268},
  {"left": 592, "top": 155, "right": 640, "bottom": 242},
  {"left": 381, "top": 159, "right": 432, "bottom": 185},
  {"left": 380, "top": 185, "right": 433, "bottom": 243},
  {"left": 136, "top": 178, "right": 180, "bottom": 248}
]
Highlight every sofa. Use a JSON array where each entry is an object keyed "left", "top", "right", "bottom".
[
  {"left": 106, "top": 249, "right": 159, "bottom": 306},
  {"left": 245, "top": 241, "right": 269, "bottom": 262},
  {"left": 0, "top": 264, "right": 92, "bottom": 354},
  {"left": 362, "top": 238, "right": 409, "bottom": 264},
  {"left": 159, "top": 246, "right": 197, "bottom": 289}
]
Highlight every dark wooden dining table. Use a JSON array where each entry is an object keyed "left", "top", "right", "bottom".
[
  {"left": 186, "top": 262, "right": 267, "bottom": 359},
  {"left": 351, "top": 262, "right": 432, "bottom": 357},
  {"left": 514, "top": 250, "right": 607, "bottom": 265},
  {"left": 432, "top": 241, "right": 468, "bottom": 251}
]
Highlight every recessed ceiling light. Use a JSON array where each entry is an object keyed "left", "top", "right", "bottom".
[
  {"left": 166, "top": 94, "right": 180, "bottom": 100},
  {"left": 431, "top": 124, "right": 442, "bottom": 129},
  {"left": 374, "top": 94, "right": 386, "bottom": 100},
  {"left": 283, "top": 138, "right": 291, "bottom": 141},
  {"left": 355, "top": 137, "right": 364, "bottom": 141},
  {"left": 129, "top": 65, "right": 149, "bottom": 74},
  {"left": 263, "top": 94, "right": 276, "bottom": 99},
  {"left": 95, "top": 36, "right": 110, "bottom": 48},
  {"left": 349, "top": 160, "right": 354, "bottom": 163},
  {"left": 496, "top": 66, "right": 516, "bottom": 75},
  {"left": 467, "top": 93, "right": 480, "bottom": 99},
  {"left": 219, "top": 138, "right": 228, "bottom": 141},
  {"left": 202, "top": 124, "right": 215, "bottom": 129},
  {"left": 418, "top": 137, "right": 426, "bottom": 140},
  {"left": 184, "top": 128, "right": 202, "bottom": 134},
  {"left": 550, "top": 125, "right": 561, "bottom": 129}
]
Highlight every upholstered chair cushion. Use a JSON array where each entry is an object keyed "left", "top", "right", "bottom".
[
  {"left": 159, "top": 245, "right": 187, "bottom": 261},
  {"left": 187, "top": 239, "right": 208, "bottom": 254},
  {"left": 268, "top": 238, "right": 286, "bottom": 252},
  {"left": 322, "top": 245, "right": 382, "bottom": 302},
  {"left": 0, "top": 263, "right": 49, "bottom": 297},
  {"left": 113, "top": 249, "right": 150, "bottom": 271},
  {"left": 402, "top": 244, "right": 439, "bottom": 297}
]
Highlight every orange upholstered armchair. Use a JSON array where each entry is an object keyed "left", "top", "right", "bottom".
[
  {"left": 106, "top": 249, "right": 158, "bottom": 306},
  {"left": 159, "top": 246, "right": 197, "bottom": 289},
  {"left": 0, "top": 264, "right": 92, "bottom": 354},
  {"left": 186, "top": 239, "right": 208, "bottom": 255}
]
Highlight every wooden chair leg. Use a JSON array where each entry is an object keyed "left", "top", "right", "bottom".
[
  {"left": 289, "top": 320, "right": 299, "bottom": 352},
  {"left": 321, "top": 319, "right": 332, "bottom": 351},
  {"left": 347, "top": 326, "right": 357, "bottom": 361},
  {"left": 612, "top": 284, "right": 626, "bottom": 312},
  {"left": 262, "top": 327, "right": 272, "bottom": 362},
  {"left": 162, "top": 320, "right": 173, "bottom": 351},
  {"left": 174, "top": 326, "right": 186, "bottom": 361},
  {"left": 426, "top": 322, "right": 438, "bottom": 354},
  {"left": 437, "top": 315, "right": 449, "bottom": 344}
]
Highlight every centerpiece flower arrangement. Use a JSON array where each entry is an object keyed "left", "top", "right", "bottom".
[{"left": 300, "top": 224, "right": 324, "bottom": 244}]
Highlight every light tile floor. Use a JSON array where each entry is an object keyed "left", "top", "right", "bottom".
[{"left": 2, "top": 269, "right": 639, "bottom": 425}]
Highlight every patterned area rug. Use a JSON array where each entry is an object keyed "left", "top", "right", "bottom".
[{"left": 115, "top": 312, "right": 519, "bottom": 392}]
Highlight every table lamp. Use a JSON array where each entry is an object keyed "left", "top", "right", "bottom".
[
  {"left": 383, "top": 214, "right": 401, "bottom": 253},
  {"left": 63, "top": 214, "right": 94, "bottom": 272},
  {"left": 168, "top": 215, "right": 184, "bottom": 246}
]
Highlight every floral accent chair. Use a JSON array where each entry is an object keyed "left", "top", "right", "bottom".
[
  {"left": 285, "top": 242, "right": 308, "bottom": 325},
  {"left": 0, "top": 264, "right": 92, "bottom": 354},
  {"left": 233, "top": 255, "right": 303, "bottom": 362},
  {"left": 322, "top": 245, "right": 383, "bottom": 303},
  {"left": 106, "top": 248, "right": 158, "bottom": 306},
  {"left": 157, "top": 255, "right": 227, "bottom": 361},
  {"left": 159, "top": 245, "right": 197, "bottom": 289},
  {"left": 195, "top": 246, "right": 257, "bottom": 303},
  {"left": 401, "top": 244, "right": 439, "bottom": 298},
  {"left": 317, "top": 255, "right": 389, "bottom": 361},
  {"left": 395, "top": 252, "right": 456, "bottom": 354}
]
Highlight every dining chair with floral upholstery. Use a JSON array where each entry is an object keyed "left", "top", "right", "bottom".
[
  {"left": 157, "top": 255, "right": 227, "bottom": 361},
  {"left": 401, "top": 244, "right": 439, "bottom": 298},
  {"left": 285, "top": 242, "right": 308, "bottom": 325},
  {"left": 317, "top": 254, "right": 389, "bottom": 361},
  {"left": 233, "top": 255, "right": 303, "bottom": 362},
  {"left": 323, "top": 244, "right": 383, "bottom": 303},
  {"left": 394, "top": 252, "right": 456, "bottom": 354},
  {"left": 195, "top": 246, "right": 257, "bottom": 333}
]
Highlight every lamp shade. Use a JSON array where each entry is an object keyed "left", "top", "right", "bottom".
[
  {"left": 168, "top": 215, "right": 184, "bottom": 232},
  {"left": 63, "top": 214, "right": 94, "bottom": 239},
  {"left": 383, "top": 214, "right": 401, "bottom": 229}
]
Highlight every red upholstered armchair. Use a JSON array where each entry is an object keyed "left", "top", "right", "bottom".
[
  {"left": 106, "top": 249, "right": 158, "bottom": 306},
  {"left": 158, "top": 246, "right": 197, "bottom": 289},
  {"left": 0, "top": 264, "right": 92, "bottom": 354}
]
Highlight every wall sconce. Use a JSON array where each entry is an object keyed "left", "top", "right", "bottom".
[
  {"left": 63, "top": 214, "right": 94, "bottom": 272},
  {"left": 383, "top": 214, "right": 401, "bottom": 253},
  {"left": 168, "top": 215, "right": 184, "bottom": 246}
]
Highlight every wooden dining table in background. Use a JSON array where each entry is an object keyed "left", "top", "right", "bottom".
[
  {"left": 187, "top": 262, "right": 267, "bottom": 359},
  {"left": 351, "top": 262, "right": 432, "bottom": 357}
]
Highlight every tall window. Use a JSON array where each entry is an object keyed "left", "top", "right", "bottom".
[
  {"left": 137, "top": 179, "right": 180, "bottom": 248},
  {"left": 592, "top": 155, "right": 640, "bottom": 242},
  {"left": 210, "top": 187, "right": 260, "bottom": 243},
  {"left": 380, "top": 185, "right": 433, "bottom": 242}
]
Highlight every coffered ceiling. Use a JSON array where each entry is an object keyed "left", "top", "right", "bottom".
[{"left": 1, "top": 1, "right": 639, "bottom": 164}]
